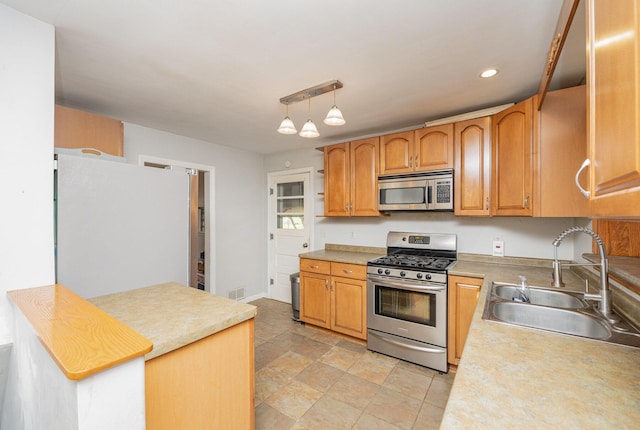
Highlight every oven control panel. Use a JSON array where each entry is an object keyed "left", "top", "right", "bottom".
[{"left": 367, "top": 266, "right": 447, "bottom": 284}]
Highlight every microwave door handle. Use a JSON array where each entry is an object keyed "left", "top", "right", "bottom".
[{"left": 427, "top": 184, "right": 433, "bottom": 206}]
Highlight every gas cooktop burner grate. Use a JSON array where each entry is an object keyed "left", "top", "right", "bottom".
[{"left": 368, "top": 255, "right": 455, "bottom": 271}]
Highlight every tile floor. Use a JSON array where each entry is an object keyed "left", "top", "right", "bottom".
[{"left": 250, "top": 298, "right": 455, "bottom": 430}]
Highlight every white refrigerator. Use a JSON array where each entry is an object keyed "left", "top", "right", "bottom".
[{"left": 55, "top": 153, "right": 189, "bottom": 298}]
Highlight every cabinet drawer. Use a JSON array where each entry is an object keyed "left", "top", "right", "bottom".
[
  {"left": 330, "top": 262, "right": 366, "bottom": 280},
  {"left": 300, "top": 259, "right": 331, "bottom": 275}
]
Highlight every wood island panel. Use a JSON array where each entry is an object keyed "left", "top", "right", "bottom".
[
  {"left": 145, "top": 319, "right": 255, "bottom": 430},
  {"left": 7, "top": 284, "right": 152, "bottom": 380}
]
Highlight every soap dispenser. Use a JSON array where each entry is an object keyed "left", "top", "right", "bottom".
[{"left": 513, "top": 275, "right": 530, "bottom": 303}]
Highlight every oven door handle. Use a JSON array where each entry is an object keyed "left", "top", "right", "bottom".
[
  {"left": 367, "top": 276, "right": 445, "bottom": 292},
  {"left": 369, "top": 331, "right": 445, "bottom": 354}
]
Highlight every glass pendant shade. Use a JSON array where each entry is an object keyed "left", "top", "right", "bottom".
[
  {"left": 324, "top": 105, "right": 346, "bottom": 126},
  {"left": 277, "top": 116, "right": 297, "bottom": 134},
  {"left": 299, "top": 119, "right": 320, "bottom": 138}
]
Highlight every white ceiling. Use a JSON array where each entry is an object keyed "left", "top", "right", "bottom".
[{"left": 3, "top": 0, "right": 586, "bottom": 155}]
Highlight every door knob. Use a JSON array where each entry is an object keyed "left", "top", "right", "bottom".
[{"left": 302, "top": 243, "right": 309, "bottom": 248}]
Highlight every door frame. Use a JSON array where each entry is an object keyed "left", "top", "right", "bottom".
[
  {"left": 267, "top": 167, "right": 315, "bottom": 299},
  {"left": 137, "top": 155, "right": 216, "bottom": 295}
]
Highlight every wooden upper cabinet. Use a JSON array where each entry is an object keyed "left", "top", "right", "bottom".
[
  {"left": 379, "top": 131, "right": 413, "bottom": 175},
  {"left": 55, "top": 105, "right": 124, "bottom": 157},
  {"left": 324, "top": 142, "right": 350, "bottom": 216},
  {"left": 491, "top": 98, "right": 534, "bottom": 216},
  {"left": 350, "top": 137, "right": 380, "bottom": 216},
  {"left": 379, "top": 127, "right": 454, "bottom": 175},
  {"left": 535, "top": 85, "right": 589, "bottom": 217},
  {"left": 454, "top": 117, "right": 492, "bottom": 216},
  {"left": 586, "top": 0, "right": 640, "bottom": 217},
  {"left": 415, "top": 124, "right": 454, "bottom": 171},
  {"left": 324, "top": 138, "right": 380, "bottom": 217}
]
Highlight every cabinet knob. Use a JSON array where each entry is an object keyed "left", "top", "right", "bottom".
[
  {"left": 302, "top": 243, "right": 309, "bottom": 248},
  {"left": 310, "top": 265, "right": 319, "bottom": 269},
  {"left": 524, "top": 195, "right": 530, "bottom": 209}
]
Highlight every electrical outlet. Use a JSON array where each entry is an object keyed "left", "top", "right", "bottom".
[
  {"left": 492, "top": 238, "right": 504, "bottom": 257},
  {"left": 351, "top": 231, "right": 356, "bottom": 239}
]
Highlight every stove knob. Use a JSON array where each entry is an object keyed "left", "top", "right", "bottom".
[
  {"left": 416, "top": 273, "right": 423, "bottom": 279},
  {"left": 384, "top": 269, "right": 391, "bottom": 275},
  {"left": 425, "top": 273, "right": 432, "bottom": 280},
  {"left": 377, "top": 268, "right": 384, "bottom": 275},
  {"left": 400, "top": 271, "right": 406, "bottom": 277}
]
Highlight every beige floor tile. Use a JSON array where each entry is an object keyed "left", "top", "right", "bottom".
[
  {"left": 318, "top": 345, "right": 363, "bottom": 371},
  {"left": 255, "top": 351, "right": 314, "bottom": 402},
  {"left": 412, "top": 402, "right": 444, "bottom": 430},
  {"left": 295, "top": 361, "right": 344, "bottom": 392},
  {"left": 326, "top": 373, "right": 380, "bottom": 410},
  {"left": 265, "top": 380, "right": 324, "bottom": 420},
  {"left": 255, "top": 340, "right": 289, "bottom": 370},
  {"left": 307, "top": 328, "right": 344, "bottom": 345},
  {"left": 365, "top": 386, "right": 422, "bottom": 430},
  {"left": 347, "top": 351, "right": 397, "bottom": 385},
  {"left": 293, "top": 395, "right": 362, "bottom": 429},
  {"left": 251, "top": 298, "right": 454, "bottom": 429},
  {"left": 255, "top": 402, "right": 295, "bottom": 430},
  {"left": 353, "top": 413, "right": 404, "bottom": 430},
  {"left": 383, "top": 366, "right": 431, "bottom": 401},
  {"left": 424, "top": 378, "right": 453, "bottom": 408},
  {"left": 394, "top": 359, "right": 440, "bottom": 378},
  {"left": 337, "top": 339, "right": 367, "bottom": 354}
]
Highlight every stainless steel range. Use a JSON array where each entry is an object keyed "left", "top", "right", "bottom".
[{"left": 367, "top": 231, "right": 457, "bottom": 373}]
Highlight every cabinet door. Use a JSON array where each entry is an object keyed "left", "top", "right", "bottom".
[
  {"left": 300, "top": 271, "right": 331, "bottom": 329},
  {"left": 55, "top": 105, "right": 124, "bottom": 156},
  {"left": 492, "top": 98, "right": 534, "bottom": 216},
  {"left": 587, "top": 0, "right": 640, "bottom": 217},
  {"left": 379, "top": 131, "right": 414, "bottom": 175},
  {"left": 324, "top": 142, "right": 350, "bottom": 217},
  {"left": 447, "top": 275, "right": 482, "bottom": 366},
  {"left": 454, "top": 117, "right": 491, "bottom": 216},
  {"left": 536, "top": 85, "right": 589, "bottom": 217},
  {"left": 331, "top": 276, "right": 367, "bottom": 340},
  {"left": 350, "top": 137, "right": 380, "bottom": 216},
  {"left": 414, "top": 124, "right": 454, "bottom": 171}
]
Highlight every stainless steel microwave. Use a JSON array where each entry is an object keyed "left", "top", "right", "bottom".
[{"left": 378, "top": 170, "right": 454, "bottom": 211}]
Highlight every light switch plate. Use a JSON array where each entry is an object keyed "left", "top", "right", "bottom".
[{"left": 492, "top": 240, "right": 504, "bottom": 257}]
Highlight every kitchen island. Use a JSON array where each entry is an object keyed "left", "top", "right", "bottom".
[
  {"left": 441, "top": 258, "right": 640, "bottom": 429},
  {"left": 89, "top": 282, "right": 257, "bottom": 430}
]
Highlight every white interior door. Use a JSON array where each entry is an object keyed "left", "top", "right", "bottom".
[{"left": 269, "top": 171, "right": 312, "bottom": 303}]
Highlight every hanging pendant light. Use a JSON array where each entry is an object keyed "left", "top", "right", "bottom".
[
  {"left": 277, "top": 102, "right": 297, "bottom": 134},
  {"left": 299, "top": 96, "right": 319, "bottom": 138},
  {"left": 324, "top": 84, "right": 346, "bottom": 126}
]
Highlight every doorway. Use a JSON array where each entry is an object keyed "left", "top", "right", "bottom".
[
  {"left": 268, "top": 168, "right": 314, "bottom": 303},
  {"left": 138, "top": 155, "right": 215, "bottom": 294}
]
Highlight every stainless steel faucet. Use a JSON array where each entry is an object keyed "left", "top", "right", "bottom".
[{"left": 551, "top": 226, "right": 613, "bottom": 317}]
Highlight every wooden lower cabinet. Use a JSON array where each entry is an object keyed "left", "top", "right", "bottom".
[
  {"left": 300, "top": 259, "right": 367, "bottom": 340},
  {"left": 448, "top": 275, "right": 482, "bottom": 366},
  {"left": 145, "top": 319, "right": 255, "bottom": 430}
]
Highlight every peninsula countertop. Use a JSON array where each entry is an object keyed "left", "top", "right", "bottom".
[
  {"left": 89, "top": 282, "right": 257, "bottom": 360},
  {"left": 442, "top": 258, "right": 640, "bottom": 429}
]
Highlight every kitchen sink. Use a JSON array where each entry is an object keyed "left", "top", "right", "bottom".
[
  {"left": 491, "top": 282, "right": 587, "bottom": 309},
  {"left": 483, "top": 281, "right": 640, "bottom": 348},
  {"left": 491, "top": 301, "right": 609, "bottom": 339}
]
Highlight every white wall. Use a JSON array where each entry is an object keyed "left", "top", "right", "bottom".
[
  {"left": 0, "top": 4, "right": 55, "bottom": 423},
  {"left": 265, "top": 147, "right": 592, "bottom": 261},
  {"left": 124, "top": 123, "right": 267, "bottom": 300}
]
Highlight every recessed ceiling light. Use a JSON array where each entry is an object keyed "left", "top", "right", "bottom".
[{"left": 480, "top": 69, "right": 499, "bottom": 78}]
